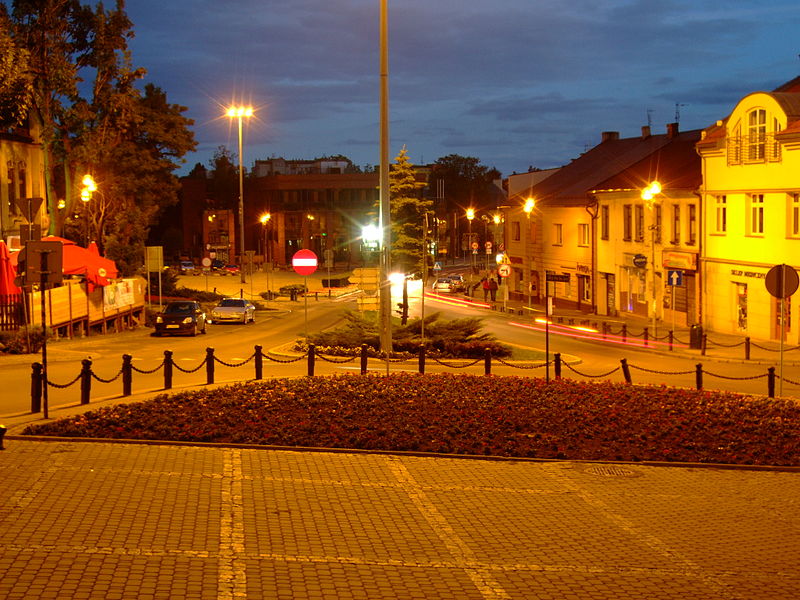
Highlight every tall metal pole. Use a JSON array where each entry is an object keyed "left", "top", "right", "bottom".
[
  {"left": 237, "top": 115, "right": 246, "bottom": 284},
  {"left": 378, "top": 0, "right": 392, "bottom": 358}
]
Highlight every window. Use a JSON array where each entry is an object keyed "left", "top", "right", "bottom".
[
  {"left": 578, "top": 223, "right": 589, "bottom": 247},
  {"left": 512, "top": 221, "right": 520, "bottom": 241},
  {"left": 790, "top": 193, "right": 800, "bottom": 238},
  {"left": 748, "top": 194, "right": 764, "bottom": 235},
  {"left": 623, "top": 204, "right": 632, "bottom": 241},
  {"left": 714, "top": 195, "right": 727, "bottom": 234},
  {"left": 553, "top": 223, "right": 563, "bottom": 246},
  {"left": 671, "top": 205, "right": 680, "bottom": 244},
  {"left": 747, "top": 109, "right": 766, "bottom": 161},
  {"left": 654, "top": 205, "right": 662, "bottom": 243},
  {"left": 600, "top": 205, "right": 609, "bottom": 240},
  {"left": 688, "top": 204, "right": 697, "bottom": 245},
  {"left": 634, "top": 205, "right": 644, "bottom": 241}
]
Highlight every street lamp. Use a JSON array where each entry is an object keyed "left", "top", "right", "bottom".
[
  {"left": 226, "top": 105, "right": 254, "bottom": 284},
  {"left": 260, "top": 212, "right": 272, "bottom": 296},
  {"left": 80, "top": 174, "right": 96, "bottom": 246},
  {"left": 641, "top": 181, "right": 662, "bottom": 334},
  {"left": 523, "top": 197, "right": 535, "bottom": 315},
  {"left": 466, "top": 208, "right": 475, "bottom": 280}
]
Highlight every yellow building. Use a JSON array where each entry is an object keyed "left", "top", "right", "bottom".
[{"left": 697, "top": 77, "right": 800, "bottom": 341}]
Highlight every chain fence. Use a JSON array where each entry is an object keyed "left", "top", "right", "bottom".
[{"left": 27, "top": 342, "right": 798, "bottom": 415}]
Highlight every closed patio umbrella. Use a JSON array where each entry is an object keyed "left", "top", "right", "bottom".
[{"left": 0, "top": 240, "right": 21, "bottom": 296}]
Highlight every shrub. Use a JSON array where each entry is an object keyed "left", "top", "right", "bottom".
[{"left": 0, "top": 325, "right": 53, "bottom": 354}]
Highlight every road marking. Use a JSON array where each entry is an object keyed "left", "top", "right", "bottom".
[
  {"left": 387, "top": 460, "right": 511, "bottom": 599},
  {"left": 219, "top": 449, "right": 247, "bottom": 600}
]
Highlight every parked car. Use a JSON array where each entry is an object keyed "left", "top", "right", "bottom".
[
  {"left": 221, "top": 264, "right": 240, "bottom": 276},
  {"left": 179, "top": 260, "right": 197, "bottom": 274},
  {"left": 432, "top": 277, "right": 453, "bottom": 293},
  {"left": 209, "top": 297, "right": 256, "bottom": 324},
  {"left": 154, "top": 301, "right": 207, "bottom": 336}
]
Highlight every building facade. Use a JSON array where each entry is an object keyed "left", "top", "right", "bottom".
[{"left": 697, "top": 78, "right": 800, "bottom": 341}]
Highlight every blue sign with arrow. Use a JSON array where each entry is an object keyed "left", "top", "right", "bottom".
[{"left": 667, "top": 269, "right": 683, "bottom": 286}]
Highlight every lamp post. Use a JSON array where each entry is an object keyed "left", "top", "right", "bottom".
[
  {"left": 80, "top": 174, "right": 96, "bottom": 246},
  {"left": 466, "top": 208, "right": 475, "bottom": 280},
  {"left": 378, "top": 0, "right": 392, "bottom": 358},
  {"left": 260, "top": 212, "right": 271, "bottom": 296},
  {"left": 523, "top": 197, "right": 535, "bottom": 316},
  {"left": 226, "top": 106, "right": 253, "bottom": 284},
  {"left": 641, "top": 181, "right": 662, "bottom": 334}
]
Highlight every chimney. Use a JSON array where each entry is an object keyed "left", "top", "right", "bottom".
[
  {"left": 641, "top": 125, "right": 651, "bottom": 139},
  {"left": 601, "top": 131, "right": 619, "bottom": 142},
  {"left": 666, "top": 122, "right": 679, "bottom": 138}
]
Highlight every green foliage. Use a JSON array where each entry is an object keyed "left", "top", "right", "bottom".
[
  {"left": 304, "top": 310, "right": 511, "bottom": 357},
  {"left": 0, "top": 325, "right": 52, "bottom": 354},
  {"left": 389, "top": 147, "right": 431, "bottom": 274}
]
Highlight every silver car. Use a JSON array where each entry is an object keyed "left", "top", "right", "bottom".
[
  {"left": 432, "top": 277, "right": 453, "bottom": 292},
  {"left": 209, "top": 298, "right": 256, "bottom": 324}
]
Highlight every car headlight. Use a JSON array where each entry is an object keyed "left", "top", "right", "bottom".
[
  {"left": 182, "top": 317, "right": 193, "bottom": 324},
  {"left": 156, "top": 316, "right": 163, "bottom": 323}
]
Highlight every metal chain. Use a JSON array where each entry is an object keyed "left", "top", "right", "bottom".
[
  {"left": 214, "top": 353, "right": 255, "bottom": 368},
  {"left": 705, "top": 339, "right": 745, "bottom": 348},
  {"left": 628, "top": 363, "right": 695, "bottom": 376},
  {"left": 563, "top": 362, "right": 621, "bottom": 378},
  {"left": 494, "top": 356, "right": 548, "bottom": 369},
  {"left": 778, "top": 375, "right": 800, "bottom": 386},
  {"left": 672, "top": 335, "right": 689, "bottom": 345},
  {"left": 316, "top": 353, "right": 358, "bottom": 364},
  {"left": 430, "top": 356, "right": 483, "bottom": 369},
  {"left": 46, "top": 373, "right": 83, "bottom": 389},
  {"left": 91, "top": 369, "right": 123, "bottom": 384},
  {"left": 750, "top": 341, "right": 800, "bottom": 352},
  {"left": 263, "top": 353, "right": 308, "bottom": 364},
  {"left": 173, "top": 357, "right": 208, "bottom": 374},
  {"left": 703, "top": 370, "right": 768, "bottom": 381},
  {"left": 131, "top": 361, "right": 165, "bottom": 374}
]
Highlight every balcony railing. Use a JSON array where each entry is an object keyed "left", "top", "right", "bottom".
[{"left": 727, "top": 134, "right": 782, "bottom": 165}]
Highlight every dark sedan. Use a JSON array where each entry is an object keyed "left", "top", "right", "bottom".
[{"left": 154, "top": 301, "right": 207, "bottom": 336}]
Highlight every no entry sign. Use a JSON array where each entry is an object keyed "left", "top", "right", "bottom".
[{"left": 292, "top": 249, "right": 318, "bottom": 275}]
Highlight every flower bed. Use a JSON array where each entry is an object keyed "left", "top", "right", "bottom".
[{"left": 22, "top": 373, "right": 800, "bottom": 466}]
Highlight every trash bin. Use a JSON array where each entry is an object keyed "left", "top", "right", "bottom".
[{"left": 689, "top": 324, "right": 703, "bottom": 349}]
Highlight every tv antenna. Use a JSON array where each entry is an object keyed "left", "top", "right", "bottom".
[
  {"left": 646, "top": 109, "right": 654, "bottom": 128},
  {"left": 675, "top": 103, "right": 688, "bottom": 125}
]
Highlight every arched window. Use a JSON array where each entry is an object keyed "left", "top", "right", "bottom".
[{"left": 747, "top": 109, "right": 766, "bottom": 161}]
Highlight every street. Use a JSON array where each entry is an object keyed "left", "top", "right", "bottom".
[{"left": 2, "top": 282, "right": 798, "bottom": 420}]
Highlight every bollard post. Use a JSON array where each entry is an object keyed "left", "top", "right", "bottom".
[
  {"left": 164, "top": 350, "right": 174, "bottom": 390},
  {"left": 643, "top": 327, "right": 649, "bottom": 347},
  {"left": 206, "top": 347, "right": 215, "bottom": 384},
  {"left": 122, "top": 354, "right": 133, "bottom": 396},
  {"left": 254, "top": 345, "right": 263, "bottom": 380},
  {"left": 80, "top": 358, "right": 92, "bottom": 405},
  {"left": 668, "top": 330, "right": 674, "bottom": 351},
  {"left": 745, "top": 337, "right": 751, "bottom": 361},
  {"left": 31, "top": 362, "right": 43, "bottom": 413},
  {"left": 418, "top": 345, "right": 425, "bottom": 375},
  {"left": 307, "top": 344, "right": 316, "bottom": 377},
  {"left": 315, "top": 291, "right": 319, "bottom": 301},
  {"left": 0, "top": 423, "right": 6, "bottom": 450},
  {"left": 767, "top": 367, "right": 776, "bottom": 398},
  {"left": 622, "top": 324, "right": 627, "bottom": 343},
  {"left": 695, "top": 363, "right": 703, "bottom": 390},
  {"left": 701, "top": 334, "right": 707, "bottom": 356},
  {"left": 360, "top": 344, "right": 368, "bottom": 375},
  {"left": 484, "top": 348, "right": 492, "bottom": 376},
  {"left": 620, "top": 358, "right": 632, "bottom": 384},
  {"left": 554, "top": 353, "right": 562, "bottom": 379},
  {"left": 602, "top": 322, "right": 608, "bottom": 339}
]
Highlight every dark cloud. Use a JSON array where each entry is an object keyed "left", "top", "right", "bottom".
[{"left": 122, "top": 0, "right": 800, "bottom": 176}]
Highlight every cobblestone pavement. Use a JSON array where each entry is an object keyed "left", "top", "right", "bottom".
[{"left": 1, "top": 439, "right": 798, "bottom": 599}]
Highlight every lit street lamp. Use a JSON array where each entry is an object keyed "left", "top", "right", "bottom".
[
  {"left": 80, "top": 174, "right": 96, "bottom": 246},
  {"left": 523, "top": 197, "right": 535, "bottom": 316},
  {"left": 260, "top": 212, "right": 272, "bottom": 296},
  {"left": 226, "top": 105, "right": 254, "bottom": 284},
  {"left": 641, "top": 181, "right": 662, "bottom": 334},
  {"left": 466, "top": 208, "right": 475, "bottom": 282}
]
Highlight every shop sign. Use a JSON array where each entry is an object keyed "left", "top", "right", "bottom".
[{"left": 662, "top": 250, "right": 697, "bottom": 270}]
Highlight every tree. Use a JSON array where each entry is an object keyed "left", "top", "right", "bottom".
[
  {"left": 389, "top": 146, "right": 429, "bottom": 274},
  {"left": 206, "top": 146, "right": 238, "bottom": 210},
  {"left": 0, "top": 8, "right": 34, "bottom": 129},
  {"left": 429, "top": 154, "right": 501, "bottom": 212}
]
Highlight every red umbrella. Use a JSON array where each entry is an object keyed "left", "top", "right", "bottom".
[
  {"left": 9, "top": 237, "right": 118, "bottom": 290},
  {"left": 0, "top": 240, "right": 21, "bottom": 296}
]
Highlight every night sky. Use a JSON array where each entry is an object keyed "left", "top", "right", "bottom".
[{"left": 122, "top": 1, "right": 800, "bottom": 176}]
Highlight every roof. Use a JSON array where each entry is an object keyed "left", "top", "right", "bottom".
[
  {"left": 529, "top": 127, "right": 700, "bottom": 205},
  {"left": 593, "top": 129, "right": 702, "bottom": 193}
]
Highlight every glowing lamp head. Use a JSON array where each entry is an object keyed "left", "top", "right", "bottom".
[
  {"left": 81, "top": 174, "right": 97, "bottom": 192},
  {"left": 260, "top": 213, "right": 271, "bottom": 225},
  {"left": 226, "top": 106, "right": 254, "bottom": 118},
  {"left": 523, "top": 197, "right": 535, "bottom": 214},
  {"left": 466, "top": 208, "right": 475, "bottom": 221}
]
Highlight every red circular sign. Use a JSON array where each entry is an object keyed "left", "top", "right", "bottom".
[
  {"left": 498, "top": 264, "right": 511, "bottom": 278},
  {"left": 292, "top": 249, "right": 318, "bottom": 275}
]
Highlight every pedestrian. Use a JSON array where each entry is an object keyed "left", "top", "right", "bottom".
[
  {"left": 481, "top": 276, "right": 490, "bottom": 301},
  {"left": 488, "top": 277, "right": 498, "bottom": 301}
]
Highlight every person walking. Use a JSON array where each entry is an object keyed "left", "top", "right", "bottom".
[
  {"left": 488, "top": 277, "right": 498, "bottom": 301},
  {"left": 481, "top": 276, "right": 490, "bottom": 301}
]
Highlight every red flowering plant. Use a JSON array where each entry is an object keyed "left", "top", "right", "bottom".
[{"left": 22, "top": 374, "right": 800, "bottom": 466}]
